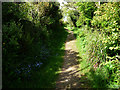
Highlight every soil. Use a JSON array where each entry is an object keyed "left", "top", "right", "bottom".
[{"left": 56, "top": 30, "right": 90, "bottom": 89}]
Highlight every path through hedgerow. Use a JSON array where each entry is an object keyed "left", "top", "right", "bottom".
[{"left": 56, "top": 30, "right": 90, "bottom": 89}]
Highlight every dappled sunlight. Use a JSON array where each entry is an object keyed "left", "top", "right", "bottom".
[
  {"left": 64, "top": 30, "right": 76, "bottom": 43},
  {"left": 56, "top": 30, "right": 90, "bottom": 89},
  {"left": 64, "top": 66, "right": 77, "bottom": 72}
]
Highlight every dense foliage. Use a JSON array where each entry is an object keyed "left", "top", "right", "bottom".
[
  {"left": 75, "top": 2, "right": 96, "bottom": 27},
  {"left": 65, "top": 2, "right": 120, "bottom": 88},
  {"left": 2, "top": 1, "right": 120, "bottom": 88},
  {"left": 2, "top": 2, "right": 66, "bottom": 88}
]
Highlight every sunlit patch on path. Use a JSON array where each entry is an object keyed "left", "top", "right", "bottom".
[{"left": 56, "top": 30, "right": 88, "bottom": 89}]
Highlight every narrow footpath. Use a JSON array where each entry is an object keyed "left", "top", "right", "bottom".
[{"left": 56, "top": 30, "right": 89, "bottom": 89}]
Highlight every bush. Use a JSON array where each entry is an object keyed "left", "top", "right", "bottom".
[
  {"left": 2, "top": 2, "right": 63, "bottom": 88},
  {"left": 73, "top": 2, "right": 120, "bottom": 88}
]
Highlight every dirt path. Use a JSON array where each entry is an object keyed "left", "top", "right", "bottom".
[{"left": 56, "top": 30, "right": 88, "bottom": 89}]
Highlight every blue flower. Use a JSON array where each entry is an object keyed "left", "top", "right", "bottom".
[
  {"left": 36, "top": 63, "right": 39, "bottom": 67},
  {"left": 39, "top": 62, "right": 43, "bottom": 65},
  {"left": 28, "top": 65, "right": 31, "bottom": 67},
  {"left": 16, "top": 70, "right": 21, "bottom": 74}
]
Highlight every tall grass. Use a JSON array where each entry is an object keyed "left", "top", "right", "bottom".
[{"left": 69, "top": 25, "right": 120, "bottom": 89}]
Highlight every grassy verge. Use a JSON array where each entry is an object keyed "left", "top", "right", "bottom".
[
  {"left": 73, "top": 26, "right": 120, "bottom": 89},
  {"left": 65, "top": 24, "right": 119, "bottom": 88},
  {"left": 72, "top": 26, "right": 107, "bottom": 88}
]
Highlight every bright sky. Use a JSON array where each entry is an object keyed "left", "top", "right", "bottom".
[
  {"left": 58, "top": 0, "right": 67, "bottom": 9},
  {"left": 58, "top": 0, "right": 68, "bottom": 22}
]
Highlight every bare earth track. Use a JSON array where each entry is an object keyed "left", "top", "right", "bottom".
[{"left": 56, "top": 30, "right": 89, "bottom": 89}]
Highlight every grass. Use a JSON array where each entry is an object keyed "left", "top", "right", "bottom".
[
  {"left": 65, "top": 25, "right": 107, "bottom": 88},
  {"left": 66, "top": 25, "right": 90, "bottom": 75},
  {"left": 19, "top": 55, "right": 64, "bottom": 88},
  {"left": 71, "top": 26, "right": 119, "bottom": 89},
  {"left": 75, "top": 26, "right": 108, "bottom": 88},
  {"left": 6, "top": 25, "right": 68, "bottom": 88}
]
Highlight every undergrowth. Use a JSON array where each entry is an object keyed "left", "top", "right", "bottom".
[
  {"left": 4, "top": 25, "right": 68, "bottom": 88},
  {"left": 68, "top": 25, "right": 120, "bottom": 89},
  {"left": 2, "top": 2, "right": 68, "bottom": 88}
]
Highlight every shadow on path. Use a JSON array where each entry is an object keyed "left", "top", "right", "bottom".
[{"left": 56, "top": 30, "right": 90, "bottom": 89}]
